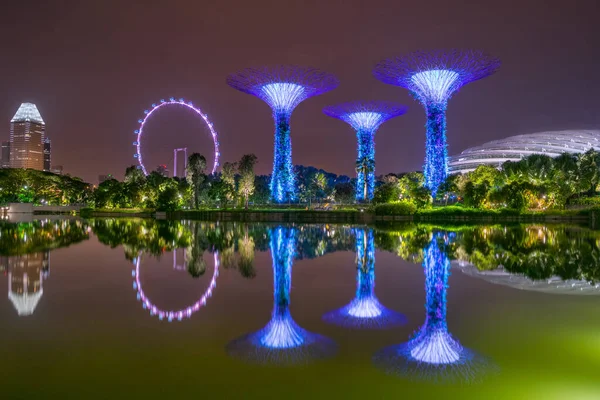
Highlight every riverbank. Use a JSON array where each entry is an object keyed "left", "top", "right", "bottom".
[{"left": 77, "top": 206, "right": 600, "bottom": 225}]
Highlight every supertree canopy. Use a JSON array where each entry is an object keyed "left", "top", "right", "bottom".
[
  {"left": 227, "top": 66, "right": 339, "bottom": 202},
  {"left": 373, "top": 50, "right": 500, "bottom": 197},
  {"left": 323, "top": 228, "right": 407, "bottom": 329},
  {"left": 373, "top": 232, "right": 496, "bottom": 383},
  {"left": 323, "top": 101, "right": 407, "bottom": 201},
  {"left": 226, "top": 226, "right": 336, "bottom": 365}
]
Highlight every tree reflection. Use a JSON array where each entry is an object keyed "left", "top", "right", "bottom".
[
  {"left": 323, "top": 227, "right": 406, "bottom": 329},
  {"left": 0, "top": 219, "right": 89, "bottom": 316},
  {"left": 374, "top": 232, "right": 496, "bottom": 383},
  {"left": 226, "top": 226, "right": 336, "bottom": 365}
]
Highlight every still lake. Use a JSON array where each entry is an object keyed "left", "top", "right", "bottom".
[{"left": 1, "top": 218, "right": 599, "bottom": 399}]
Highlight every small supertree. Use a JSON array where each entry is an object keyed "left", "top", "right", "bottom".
[
  {"left": 373, "top": 50, "right": 500, "bottom": 197},
  {"left": 226, "top": 226, "right": 336, "bottom": 365},
  {"left": 227, "top": 66, "right": 339, "bottom": 203},
  {"left": 323, "top": 228, "right": 407, "bottom": 329},
  {"left": 323, "top": 101, "right": 407, "bottom": 201},
  {"left": 373, "top": 232, "right": 497, "bottom": 383}
]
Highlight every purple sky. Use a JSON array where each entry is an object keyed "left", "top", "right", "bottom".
[{"left": 1, "top": 0, "right": 598, "bottom": 183}]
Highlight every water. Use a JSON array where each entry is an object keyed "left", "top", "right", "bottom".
[{"left": 1, "top": 218, "right": 599, "bottom": 399}]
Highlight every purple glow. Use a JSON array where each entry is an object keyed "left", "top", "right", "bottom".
[
  {"left": 134, "top": 99, "right": 220, "bottom": 175},
  {"left": 133, "top": 252, "right": 219, "bottom": 321}
]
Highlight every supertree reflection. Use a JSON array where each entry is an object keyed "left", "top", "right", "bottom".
[
  {"left": 323, "top": 228, "right": 406, "bottom": 329},
  {"left": 226, "top": 226, "right": 336, "bottom": 365},
  {"left": 373, "top": 232, "right": 496, "bottom": 383}
]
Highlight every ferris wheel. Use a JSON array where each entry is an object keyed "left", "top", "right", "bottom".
[
  {"left": 132, "top": 252, "right": 220, "bottom": 322},
  {"left": 132, "top": 98, "right": 220, "bottom": 175}
]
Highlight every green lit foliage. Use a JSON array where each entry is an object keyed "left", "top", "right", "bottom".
[
  {"left": 186, "top": 153, "right": 207, "bottom": 209},
  {"left": 238, "top": 154, "right": 258, "bottom": 209},
  {"left": 221, "top": 161, "right": 238, "bottom": 208},
  {"left": 0, "top": 168, "right": 92, "bottom": 206}
]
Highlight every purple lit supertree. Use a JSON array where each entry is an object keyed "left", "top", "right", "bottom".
[
  {"left": 227, "top": 66, "right": 339, "bottom": 203},
  {"left": 323, "top": 101, "right": 408, "bottom": 202},
  {"left": 373, "top": 50, "right": 500, "bottom": 197},
  {"left": 322, "top": 228, "right": 407, "bottom": 329},
  {"left": 373, "top": 232, "right": 497, "bottom": 383},
  {"left": 226, "top": 226, "right": 336, "bottom": 365}
]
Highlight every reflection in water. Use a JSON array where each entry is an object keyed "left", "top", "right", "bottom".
[
  {"left": 323, "top": 228, "right": 407, "bottom": 329},
  {"left": 3, "top": 252, "right": 49, "bottom": 316},
  {"left": 0, "top": 219, "right": 89, "bottom": 316},
  {"left": 226, "top": 226, "right": 337, "bottom": 365},
  {"left": 132, "top": 252, "right": 219, "bottom": 322},
  {"left": 374, "top": 232, "right": 495, "bottom": 383}
]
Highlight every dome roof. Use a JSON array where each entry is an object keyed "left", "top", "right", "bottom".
[{"left": 449, "top": 130, "right": 600, "bottom": 174}]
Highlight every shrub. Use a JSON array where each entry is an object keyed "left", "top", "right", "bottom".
[{"left": 374, "top": 201, "right": 417, "bottom": 216}]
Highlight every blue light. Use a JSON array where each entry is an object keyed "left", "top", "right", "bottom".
[
  {"left": 373, "top": 50, "right": 501, "bottom": 198},
  {"left": 323, "top": 102, "right": 407, "bottom": 202},
  {"left": 225, "top": 226, "right": 336, "bottom": 364},
  {"left": 373, "top": 232, "right": 496, "bottom": 383},
  {"left": 323, "top": 228, "right": 406, "bottom": 329},
  {"left": 261, "top": 83, "right": 305, "bottom": 114},
  {"left": 410, "top": 70, "right": 460, "bottom": 104},
  {"left": 227, "top": 66, "right": 339, "bottom": 203}
]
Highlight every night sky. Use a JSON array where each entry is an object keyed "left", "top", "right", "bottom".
[{"left": 1, "top": 0, "right": 599, "bottom": 183}]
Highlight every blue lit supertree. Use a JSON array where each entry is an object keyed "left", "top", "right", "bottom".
[
  {"left": 227, "top": 66, "right": 339, "bottom": 202},
  {"left": 323, "top": 101, "right": 408, "bottom": 202},
  {"left": 226, "top": 226, "right": 336, "bottom": 365},
  {"left": 323, "top": 228, "right": 407, "bottom": 329},
  {"left": 373, "top": 232, "right": 496, "bottom": 383},
  {"left": 373, "top": 50, "right": 500, "bottom": 197}
]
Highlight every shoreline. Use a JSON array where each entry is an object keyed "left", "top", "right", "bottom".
[{"left": 76, "top": 208, "right": 597, "bottom": 225}]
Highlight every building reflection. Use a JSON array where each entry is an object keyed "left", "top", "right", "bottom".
[
  {"left": 1, "top": 252, "right": 50, "bottom": 316},
  {"left": 323, "top": 227, "right": 406, "bottom": 329},
  {"left": 226, "top": 226, "right": 337, "bottom": 365},
  {"left": 374, "top": 232, "right": 496, "bottom": 383}
]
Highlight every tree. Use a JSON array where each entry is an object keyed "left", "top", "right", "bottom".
[
  {"left": 373, "top": 182, "right": 400, "bottom": 204},
  {"left": 238, "top": 154, "right": 258, "bottom": 209},
  {"left": 334, "top": 182, "right": 355, "bottom": 204},
  {"left": 221, "top": 162, "right": 237, "bottom": 208},
  {"left": 356, "top": 157, "right": 375, "bottom": 201},
  {"left": 186, "top": 153, "right": 207, "bottom": 209}
]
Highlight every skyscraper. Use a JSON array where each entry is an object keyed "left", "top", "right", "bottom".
[
  {"left": 1, "top": 141, "right": 9, "bottom": 168},
  {"left": 43, "top": 137, "right": 51, "bottom": 171},
  {"left": 9, "top": 103, "right": 45, "bottom": 170}
]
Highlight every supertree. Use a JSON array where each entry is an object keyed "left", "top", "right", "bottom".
[
  {"left": 322, "top": 228, "right": 407, "bottom": 329},
  {"left": 373, "top": 50, "right": 500, "bottom": 197},
  {"left": 227, "top": 66, "right": 339, "bottom": 203},
  {"left": 323, "top": 101, "right": 408, "bottom": 201},
  {"left": 373, "top": 232, "right": 497, "bottom": 383},
  {"left": 226, "top": 226, "right": 336, "bottom": 365}
]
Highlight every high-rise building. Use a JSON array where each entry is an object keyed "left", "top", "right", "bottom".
[
  {"left": 9, "top": 103, "right": 45, "bottom": 170},
  {"left": 43, "top": 137, "right": 51, "bottom": 171},
  {"left": 1, "top": 141, "right": 9, "bottom": 168},
  {"left": 50, "top": 165, "right": 63, "bottom": 175}
]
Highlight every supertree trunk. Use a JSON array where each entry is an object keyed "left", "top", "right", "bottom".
[
  {"left": 271, "top": 112, "right": 296, "bottom": 203},
  {"left": 424, "top": 103, "right": 448, "bottom": 198},
  {"left": 356, "top": 130, "right": 375, "bottom": 202}
]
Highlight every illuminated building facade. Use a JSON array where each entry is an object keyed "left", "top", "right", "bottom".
[
  {"left": 43, "top": 137, "right": 51, "bottom": 171},
  {"left": 449, "top": 130, "right": 600, "bottom": 175},
  {"left": 9, "top": 103, "right": 46, "bottom": 170}
]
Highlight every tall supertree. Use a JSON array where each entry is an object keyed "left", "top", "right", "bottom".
[
  {"left": 373, "top": 232, "right": 496, "bottom": 383},
  {"left": 226, "top": 226, "right": 336, "bottom": 365},
  {"left": 227, "top": 66, "right": 339, "bottom": 202},
  {"left": 322, "top": 228, "right": 407, "bottom": 329},
  {"left": 373, "top": 50, "right": 500, "bottom": 197},
  {"left": 323, "top": 101, "right": 408, "bottom": 201}
]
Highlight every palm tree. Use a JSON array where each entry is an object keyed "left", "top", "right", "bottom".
[{"left": 356, "top": 157, "right": 375, "bottom": 202}]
